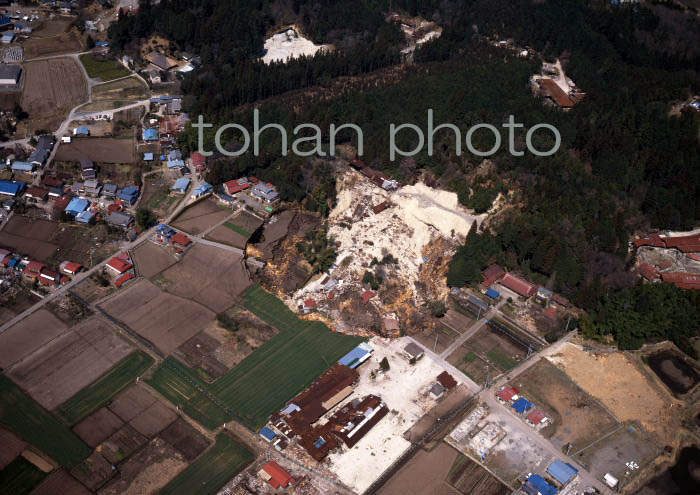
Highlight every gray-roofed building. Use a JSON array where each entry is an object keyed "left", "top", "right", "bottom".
[
  {"left": 146, "top": 51, "right": 176, "bottom": 71},
  {"left": 83, "top": 179, "right": 101, "bottom": 196},
  {"left": 28, "top": 148, "right": 49, "bottom": 166},
  {"left": 107, "top": 211, "right": 134, "bottom": 228},
  {"left": 430, "top": 383, "right": 445, "bottom": 399},
  {"left": 37, "top": 135, "right": 54, "bottom": 151},
  {"left": 102, "top": 183, "right": 118, "bottom": 198},
  {"left": 79, "top": 158, "right": 94, "bottom": 171},
  {"left": 403, "top": 342, "right": 424, "bottom": 361},
  {"left": 252, "top": 182, "right": 279, "bottom": 203},
  {"left": 0, "top": 63, "right": 21, "bottom": 85}
]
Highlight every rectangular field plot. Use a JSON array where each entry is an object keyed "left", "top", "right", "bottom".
[
  {"left": 447, "top": 348, "right": 496, "bottom": 385},
  {"left": 0, "top": 216, "right": 59, "bottom": 263},
  {"left": 0, "top": 456, "right": 48, "bottom": 495},
  {"left": 171, "top": 199, "right": 232, "bottom": 235},
  {"left": 148, "top": 359, "right": 230, "bottom": 430},
  {"left": 0, "top": 376, "right": 91, "bottom": 467},
  {"left": 160, "top": 433, "right": 253, "bottom": 495},
  {"left": 0, "top": 309, "right": 68, "bottom": 369},
  {"left": 56, "top": 350, "right": 155, "bottom": 425},
  {"left": 54, "top": 137, "right": 136, "bottom": 163},
  {"left": 7, "top": 316, "right": 133, "bottom": 410}
]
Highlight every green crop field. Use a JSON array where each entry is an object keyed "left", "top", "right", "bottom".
[
  {"left": 79, "top": 54, "right": 130, "bottom": 81},
  {"left": 152, "top": 286, "right": 363, "bottom": 429},
  {"left": 0, "top": 457, "right": 47, "bottom": 495},
  {"left": 147, "top": 359, "right": 230, "bottom": 430},
  {"left": 223, "top": 222, "right": 251, "bottom": 237},
  {"left": 160, "top": 433, "right": 253, "bottom": 495},
  {"left": 56, "top": 351, "right": 155, "bottom": 425},
  {"left": 0, "top": 377, "right": 91, "bottom": 467}
]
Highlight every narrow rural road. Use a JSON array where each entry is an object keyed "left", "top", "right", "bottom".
[{"left": 439, "top": 299, "right": 505, "bottom": 359}]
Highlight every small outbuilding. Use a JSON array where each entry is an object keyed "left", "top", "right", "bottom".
[{"left": 403, "top": 342, "right": 424, "bottom": 361}]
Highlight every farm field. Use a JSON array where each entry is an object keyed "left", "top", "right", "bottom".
[
  {"left": 100, "top": 278, "right": 215, "bottom": 355},
  {"left": 0, "top": 309, "right": 68, "bottom": 369},
  {"left": 448, "top": 322, "right": 530, "bottom": 376},
  {"left": 0, "top": 429, "right": 26, "bottom": 470},
  {"left": 205, "top": 224, "right": 248, "bottom": 249},
  {"left": 92, "top": 76, "right": 147, "bottom": 101},
  {"left": 0, "top": 456, "right": 47, "bottom": 495},
  {"left": 20, "top": 58, "right": 87, "bottom": 134},
  {"left": 54, "top": 137, "right": 136, "bottom": 163},
  {"left": 513, "top": 359, "right": 620, "bottom": 451},
  {"left": 157, "top": 243, "right": 252, "bottom": 313},
  {"left": 447, "top": 347, "right": 496, "bottom": 385},
  {"left": 147, "top": 358, "right": 230, "bottom": 430},
  {"left": 131, "top": 241, "right": 177, "bottom": 278},
  {"left": 28, "top": 469, "right": 91, "bottom": 495},
  {"left": 0, "top": 376, "right": 91, "bottom": 467},
  {"left": 414, "top": 323, "right": 460, "bottom": 355},
  {"left": 0, "top": 292, "right": 39, "bottom": 326},
  {"left": 0, "top": 216, "right": 59, "bottom": 263},
  {"left": 22, "top": 30, "right": 82, "bottom": 59},
  {"left": 79, "top": 54, "right": 131, "bottom": 82},
  {"left": 151, "top": 286, "right": 362, "bottom": 429},
  {"left": 378, "top": 442, "right": 509, "bottom": 495},
  {"left": 7, "top": 316, "right": 133, "bottom": 410},
  {"left": 171, "top": 198, "right": 232, "bottom": 235},
  {"left": 160, "top": 433, "right": 253, "bottom": 495},
  {"left": 56, "top": 350, "right": 155, "bottom": 425}
]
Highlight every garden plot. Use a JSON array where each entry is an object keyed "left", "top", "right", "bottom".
[
  {"left": 29, "top": 469, "right": 92, "bottom": 495},
  {"left": 100, "top": 279, "right": 215, "bottom": 355},
  {"left": 55, "top": 137, "right": 136, "bottom": 163},
  {"left": 7, "top": 316, "right": 133, "bottom": 410},
  {"left": 326, "top": 336, "right": 454, "bottom": 494},
  {"left": 0, "top": 215, "right": 59, "bottom": 263},
  {"left": 131, "top": 241, "right": 177, "bottom": 278}
]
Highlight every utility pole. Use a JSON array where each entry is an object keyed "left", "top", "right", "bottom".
[{"left": 434, "top": 333, "right": 438, "bottom": 352}]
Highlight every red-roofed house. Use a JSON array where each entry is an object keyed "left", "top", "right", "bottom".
[
  {"left": 23, "top": 261, "right": 46, "bottom": 280},
  {"left": 223, "top": 178, "right": 251, "bottom": 195},
  {"left": 59, "top": 261, "right": 83, "bottom": 275},
  {"left": 304, "top": 298, "right": 316, "bottom": 310},
  {"left": 637, "top": 262, "right": 659, "bottom": 281},
  {"left": 361, "top": 290, "right": 376, "bottom": 304},
  {"left": 25, "top": 186, "right": 49, "bottom": 202},
  {"left": 526, "top": 408, "right": 549, "bottom": 427},
  {"left": 191, "top": 152, "right": 206, "bottom": 172},
  {"left": 39, "top": 268, "right": 61, "bottom": 287},
  {"left": 170, "top": 232, "right": 192, "bottom": 248},
  {"left": 497, "top": 386, "right": 520, "bottom": 403},
  {"left": 499, "top": 273, "right": 537, "bottom": 298},
  {"left": 259, "top": 461, "right": 295, "bottom": 489},
  {"left": 657, "top": 260, "right": 673, "bottom": 270},
  {"left": 482, "top": 264, "right": 505, "bottom": 287},
  {"left": 437, "top": 371, "right": 457, "bottom": 390},
  {"left": 106, "top": 257, "right": 132, "bottom": 274},
  {"left": 661, "top": 272, "right": 700, "bottom": 290},
  {"left": 115, "top": 272, "right": 134, "bottom": 288}
]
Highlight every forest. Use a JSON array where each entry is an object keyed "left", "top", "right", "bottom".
[{"left": 109, "top": 0, "right": 700, "bottom": 351}]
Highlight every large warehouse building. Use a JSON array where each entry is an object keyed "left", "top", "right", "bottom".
[{"left": 0, "top": 63, "right": 21, "bottom": 86}]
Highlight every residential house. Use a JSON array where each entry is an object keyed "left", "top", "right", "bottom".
[
  {"left": 24, "top": 186, "right": 49, "bottom": 202},
  {"left": 23, "top": 260, "right": 45, "bottom": 280},
  {"left": 547, "top": 460, "right": 579, "bottom": 487},
  {"left": 146, "top": 51, "right": 177, "bottom": 71},
  {"left": 0, "top": 180, "right": 23, "bottom": 197},
  {"left": 37, "top": 135, "right": 54, "bottom": 151},
  {"left": 142, "top": 128, "right": 158, "bottom": 141},
  {"left": 83, "top": 179, "right": 102, "bottom": 196},
  {"left": 536, "top": 287, "right": 553, "bottom": 302},
  {"left": 499, "top": 273, "right": 537, "bottom": 298},
  {"left": 143, "top": 152, "right": 154, "bottom": 161},
  {"left": 39, "top": 268, "right": 62, "bottom": 287},
  {"left": 481, "top": 264, "right": 505, "bottom": 287},
  {"left": 224, "top": 178, "right": 250, "bottom": 195},
  {"left": 251, "top": 182, "right": 279, "bottom": 203},
  {"left": 190, "top": 152, "right": 206, "bottom": 173},
  {"left": 172, "top": 177, "right": 190, "bottom": 193},
  {"left": 191, "top": 182, "right": 212, "bottom": 199},
  {"left": 102, "top": 183, "right": 118, "bottom": 199},
  {"left": 258, "top": 461, "right": 295, "bottom": 490},
  {"left": 59, "top": 261, "right": 83, "bottom": 275},
  {"left": 170, "top": 232, "right": 192, "bottom": 248},
  {"left": 11, "top": 161, "right": 35, "bottom": 173},
  {"left": 75, "top": 210, "right": 95, "bottom": 224},
  {"left": 119, "top": 186, "right": 139, "bottom": 206},
  {"left": 403, "top": 342, "right": 424, "bottom": 361},
  {"left": 107, "top": 211, "right": 133, "bottom": 228},
  {"left": 144, "top": 68, "right": 161, "bottom": 84},
  {"left": 65, "top": 197, "right": 89, "bottom": 217},
  {"left": 106, "top": 256, "right": 132, "bottom": 274},
  {"left": 166, "top": 150, "right": 184, "bottom": 169},
  {"left": 73, "top": 126, "right": 90, "bottom": 136},
  {"left": 28, "top": 148, "right": 49, "bottom": 166}
]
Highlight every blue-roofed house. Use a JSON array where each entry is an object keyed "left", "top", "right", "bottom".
[
  {"left": 485, "top": 288, "right": 500, "bottom": 300},
  {"left": 0, "top": 180, "right": 24, "bottom": 197},
  {"left": 142, "top": 128, "right": 158, "bottom": 141},
  {"left": 119, "top": 186, "right": 139, "bottom": 205},
  {"left": 2, "top": 32, "right": 15, "bottom": 44},
  {"left": 512, "top": 397, "right": 533, "bottom": 414},
  {"left": 65, "top": 198, "right": 89, "bottom": 216},
  {"left": 75, "top": 210, "right": 95, "bottom": 224},
  {"left": 73, "top": 126, "right": 90, "bottom": 136},
  {"left": 338, "top": 342, "right": 374, "bottom": 369},
  {"left": 143, "top": 152, "right": 154, "bottom": 161},
  {"left": 259, "top": 427, "right": 277, "bottom": 443},
  {"left": 0, "top": 17, "right": 12, "bottom": 30},
  {"left": 172, "top": 177, "right": 190, "bottom": 193},
  {"left": 166, "top": 150, "right": 184, "bottom": 169},
  {"left": 547, "top": 460, "right": 578, "bottom": 486},
  {"left": 95, "top": 41, "right": 109, "bottom": 47},
  {"left": 191, "top": 182, "right": 212, "bottom": 199},
  {"left": 523, "top": 474, "right": 557, "bottom": 495},
  {"left": 29, "top": 148, "right": 50, "bottom": 166},
  {"left": 11, "top": 161, "right": 35, "bottom": 173}
]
